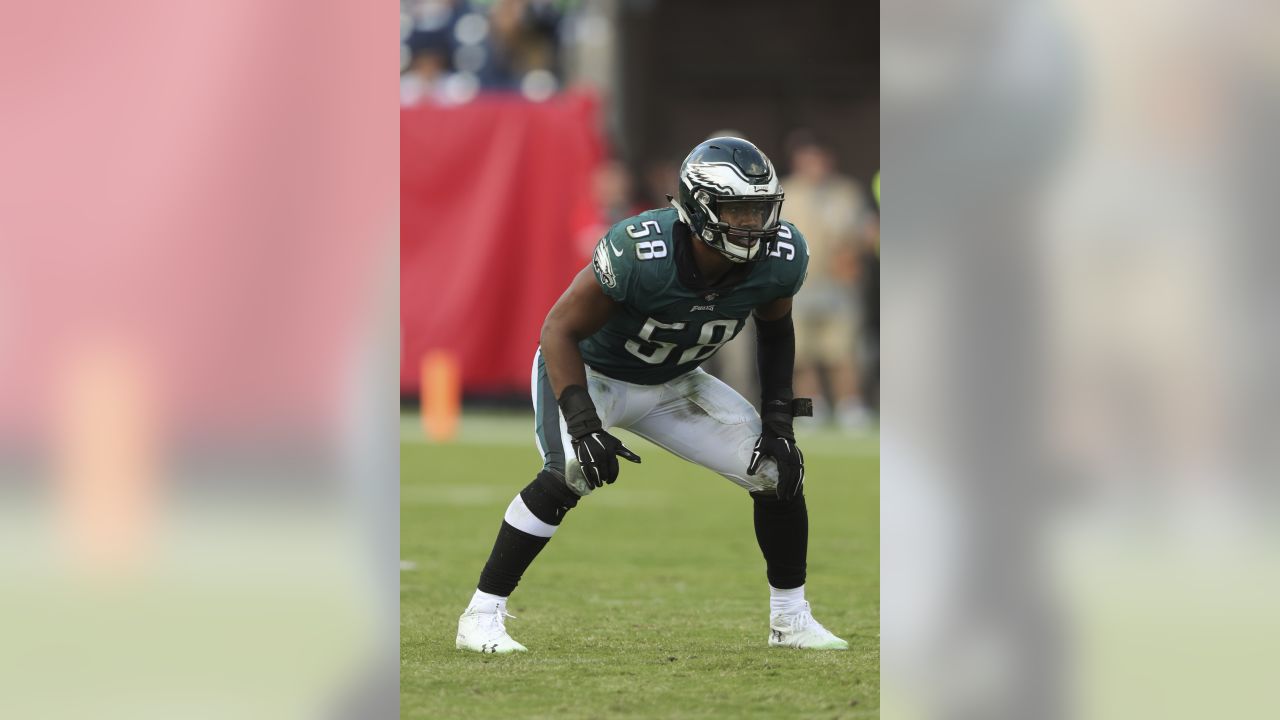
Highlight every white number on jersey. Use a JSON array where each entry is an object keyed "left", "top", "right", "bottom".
[
  {"left": 677, "top": 319, "right": 741, "bottom": 364},
  {"left": 624, "top": 317, "right": 687, "bottom": 364},
  {"left": 636, "top": 240, "right": 668, "bottom": 260},
  {"left": 625, "top": 220, "right": 663, "bottom": 238},
  {"left": 769, "top": 224, "right": 795, "bottom": 260},
  {"left": 627, "top": 221, "right": 668, "bottom": 260},
  {"left": 624, "top": 317, "right": 743, "bottom": 366}
]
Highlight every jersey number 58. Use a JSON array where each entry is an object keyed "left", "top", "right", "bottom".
[{"left": 624, "top": 317, "right": 742, "bottom": 365}]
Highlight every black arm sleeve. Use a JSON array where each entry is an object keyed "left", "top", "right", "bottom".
[
  {"left": 558, "top": 384, "right": 602, "bottom": 439},
  {"left": 755, "top": 311, "right": 797, "bottom": 438}
]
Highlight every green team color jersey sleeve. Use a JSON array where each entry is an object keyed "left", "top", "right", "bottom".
[{"left": 584, "top": 207, "right": 808, "bottom": 385}]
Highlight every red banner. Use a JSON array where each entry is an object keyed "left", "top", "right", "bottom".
[{"left": 401, "top": 92, "right": 606, "bottom": 395}]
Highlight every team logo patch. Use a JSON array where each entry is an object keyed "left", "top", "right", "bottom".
[{"left": 593, "top": 237, "right": 617, "bottom": 288}]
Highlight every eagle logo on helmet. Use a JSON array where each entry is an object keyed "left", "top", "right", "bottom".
[{"left": 684, "top": 163, "right": 737, "bottom": 194}]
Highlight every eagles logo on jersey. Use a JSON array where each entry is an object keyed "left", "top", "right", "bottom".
[{"left": 592, "top": 236, "right": 618, "bottom": 289}]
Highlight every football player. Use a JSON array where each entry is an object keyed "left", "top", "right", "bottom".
[{"left": 456, "top": 137, "right": 848, "bottom": 653}]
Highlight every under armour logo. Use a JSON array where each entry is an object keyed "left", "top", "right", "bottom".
[
  {"left": 772, "top": 630, "right": 784, "bottom": 642},
  {"left": 482, "top": 643, "right": 498, "bottom": 653}
]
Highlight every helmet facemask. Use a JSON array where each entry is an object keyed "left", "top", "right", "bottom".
[
  {"left": 694, "top": 192, "right": 783, "bottom": 263},
  {"left": 673, "top": 137, "right": 786, "bottom": 264}
]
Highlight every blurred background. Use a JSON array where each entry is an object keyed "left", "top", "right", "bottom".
[
  {"left": 883, "top": 0, "right": 1280, "bottom": 718},
  {"left": 400, "top": 0, "right": 881, "bottom": 430},
  {"left": 0, "top": 4, "right": 397, "bottom": 719},
  {"left": 13, "top": 0, "right": 1276, "bottom": 717}
]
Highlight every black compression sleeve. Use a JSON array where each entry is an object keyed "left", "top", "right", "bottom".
[
  {"left": 755, "top": 311, "right": 796, "bottom": 437},
  {"left": 557, "top": 384, "right": 602, "bottom": 439}
]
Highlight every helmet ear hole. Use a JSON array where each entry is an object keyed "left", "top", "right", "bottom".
[{"left": 693, "top": 190, "right": 716, "bottom": 221}]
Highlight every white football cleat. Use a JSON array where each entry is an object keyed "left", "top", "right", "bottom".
[
  {"left": 768, "top": 602, "right": 849, "bottom": 650},
  {"left": 456, "top": 605, "right": 528, "bottom": 654}
]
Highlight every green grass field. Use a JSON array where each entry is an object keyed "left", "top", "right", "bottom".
[{"left": 401, "top": 412, "right": 879, "bottom": 719}]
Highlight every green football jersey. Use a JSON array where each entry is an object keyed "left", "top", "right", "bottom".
[{"left": 581, "top": 207, "right": 809, "bottom": 385}]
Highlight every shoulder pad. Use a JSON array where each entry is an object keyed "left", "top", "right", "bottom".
[{"left": 769, "top": 221, "right": 810, "bottom": 296}]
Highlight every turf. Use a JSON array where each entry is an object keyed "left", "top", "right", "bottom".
[{"left": 401, "top": 412, "right": 879, "bottom": 719}]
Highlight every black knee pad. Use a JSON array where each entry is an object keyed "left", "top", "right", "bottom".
[{"left": 519, "top": 470, "right": 581, "bottom": 526}]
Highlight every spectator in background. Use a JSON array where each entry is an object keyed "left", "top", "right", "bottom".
[
  {"left": 640, "top": 157, "right": 681, "bottom": 209},
  {"left": 594, "top": 160, "right": 643, "bottom": 226},
  {"left": 782, "top": 130, "right": 878, "bottom": 430},
  {"left": 572, "top": 159, "right": 645, "bottom": 259},
  {"left": 401, "top": 29, "right": 452, "bottom": 106},
  {"left": 858, "top": 186, "right": 879, "bottom": 412},
  {"left": 510, "top": 0, "right": 565, "bottom": 77},
  {"left": 401, "top": 0, "right": 566, "bottom": 104}
]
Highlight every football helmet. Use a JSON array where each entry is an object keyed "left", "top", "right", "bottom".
[{"left": 670, "top": 137, "right": 785, "bottom": 263}]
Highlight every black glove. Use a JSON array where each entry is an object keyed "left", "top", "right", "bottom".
[
  {"left": 747, "top": 399, "right": 811, "bottom": 499},
  {"left": 572, "top": 430, "right": 642, "bottom": 488},
  {"left": 558, "top": 384, "right": 641, "bottom": 489}
]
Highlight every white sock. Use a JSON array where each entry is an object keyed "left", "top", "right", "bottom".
[
  {"left": 769, "top": 584, "right": 806, "bottom": 616},
  {"left": 468, "top": 588, "right": 507, "bottom": 613}
]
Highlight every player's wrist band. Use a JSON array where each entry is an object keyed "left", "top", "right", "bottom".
[
  {"left": 761, "top": 397, "right": 813, "bottom": 439},
  {"left": 558, "top": 384, "right": 603, "bottom": 439}
]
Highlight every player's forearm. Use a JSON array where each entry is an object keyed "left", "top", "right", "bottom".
[
  {"left": 540, "top": 265, "right": 615, "bottom": 400},
  {"left": 540, "top": 323, "right": 603, "bottom": 441},
  {"left": 755, "top": 311, "right": 797, "bottom": 435},
  {"left": 539, "top": 322, "right": 589, "bottom": 400}
]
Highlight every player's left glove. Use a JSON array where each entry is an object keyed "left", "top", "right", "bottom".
[{"left": 747, "top": 398, "right": 812, "bottom": 500}]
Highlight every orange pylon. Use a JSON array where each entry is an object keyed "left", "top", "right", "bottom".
[{"left": 421, "top": 351, "right": 460, "bottom": 442}]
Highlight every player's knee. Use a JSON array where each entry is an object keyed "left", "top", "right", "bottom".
[
  {"left": 750, "top": 490, "right": 807, "bottom": 511},
  {"left": 519, "top": 470, "right": 581, "bottom": 526}
]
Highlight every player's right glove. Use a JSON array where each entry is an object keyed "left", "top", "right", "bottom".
[
  {"left": 558, "top": 384, "right": 641, "bottom": 489},
  {"left": 747, "top": 398, "right": 812, "bottom": 500},
  {"left": 748, "top": 428, "right": 805, "bottom": 500}
]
